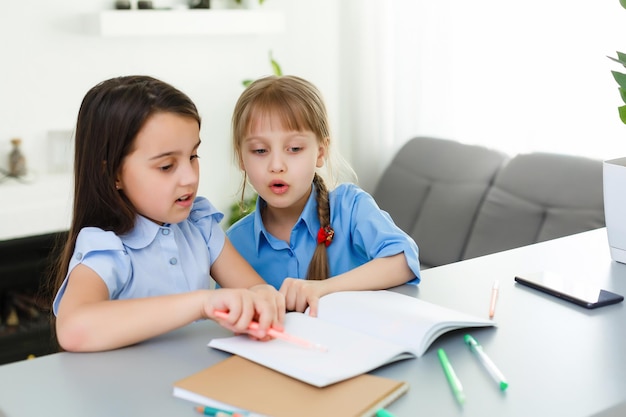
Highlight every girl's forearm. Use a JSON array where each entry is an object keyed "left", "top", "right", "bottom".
[
  {"left": 56, "top": 290, "right": 208, "bottom": 352},
  {"left": 323, "top": 253, "right": 414, "bottom": 294},
  {"left": 211, "top": 239, "right": 267, "bottom": 288}
]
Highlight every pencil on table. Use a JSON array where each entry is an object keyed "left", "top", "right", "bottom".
[{"left": 489, "top": 280, "right": 499, "bottom": 319}]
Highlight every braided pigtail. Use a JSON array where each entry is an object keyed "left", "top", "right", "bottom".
[{"left": 306, "top": 173, "right": 333, "bottom": 281}]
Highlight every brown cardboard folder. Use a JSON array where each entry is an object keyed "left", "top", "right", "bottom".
[{"left": 173, "top": 355, "right": 409, "bottom": 417}]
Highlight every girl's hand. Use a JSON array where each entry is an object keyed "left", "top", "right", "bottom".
[
  {"left": 279, "top": 278, "right": 329, "bottom": 317},
  {"left": 203, "top": 288, "right": 268, "bottom": 339},
  {"left": 205, "top": 288, "right": 280, "bottom": 339},
  {"left": 248, "top": 283, "right": 286, "bottom": 331}
]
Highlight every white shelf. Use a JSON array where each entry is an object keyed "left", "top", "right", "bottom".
[
  {"left": 96, "top": 9, "right": 285, "bottom": 36},
  {"left": 0, "top": 174, "right": 73, "bottom": 241}
]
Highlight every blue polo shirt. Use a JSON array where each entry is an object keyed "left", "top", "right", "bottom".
[
  {"left": 227, "top": 183, "right": 420, "bottom": 289},
  {"left": 53, "top": 196, "right": 224, "bottom": 315}
]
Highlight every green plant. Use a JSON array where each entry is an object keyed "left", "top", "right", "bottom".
[
  {"left": 227, "top": 194, "right": 258, "bottom": 226},
  {"left": 242, "top": 50, "right": 282, "bottom": 88},
  {"left": 234, "top": 0, "right": 265, "bottom": 5},
  {"left": 609, "top": 52, "right": 626, "bottom": 124},
  {"left": 609, "top": 1, "right": 626, "bottom": 124}
]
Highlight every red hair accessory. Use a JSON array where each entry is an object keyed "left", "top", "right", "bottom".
[{"left": 317, "top": 225, "right": 334, "bottom": 247}]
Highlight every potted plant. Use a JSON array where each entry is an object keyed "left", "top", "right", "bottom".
[
  {"left": 604, "top": 2, "right": 626, "bottom": 264},
  {"left": 608, "top": 51, "right": 626, "bottom": 123}
]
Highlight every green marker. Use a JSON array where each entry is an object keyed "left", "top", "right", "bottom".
[
  {"left": 375, "top": 409, "right": 398, "bottom": 417},
  {"left": 437, "top": 348, "right": 465, "bottom": 405},
  {"left": 464, "top": 334, "right": 509, "bottom": 391}
]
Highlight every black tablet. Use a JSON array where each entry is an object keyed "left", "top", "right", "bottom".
[{"left": 514, "top": 272, "right": 624, "bottom": 309}]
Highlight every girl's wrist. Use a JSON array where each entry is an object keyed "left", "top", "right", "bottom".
[
  {"left": 318, "top": 273, "right": 360, "bottom": 295},
  {"left": 196, "top": 289, "right": 215, "bottom": 320},
  {"left": 313, "top": 278, "right": 334, "bottom": 298},
  {"left": 249, "top": 283, "right": 275, "bottom": 293}
]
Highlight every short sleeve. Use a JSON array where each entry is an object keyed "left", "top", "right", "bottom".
[
  {"left": 339, "top": 184, "right": 421, "bottom": 284},
  {"left": 188, "top": 196, "right": 226, "bottom": 265},
  {"left": 52, "top": 227, "right": 131, "bottom": 315}
]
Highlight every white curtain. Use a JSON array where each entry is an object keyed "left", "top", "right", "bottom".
[
  {"left": 340, "top": 0, "right": 626, "bottom": 194},
  {"left": 339, "top": 1, "right": 443, "bottom": 192}
]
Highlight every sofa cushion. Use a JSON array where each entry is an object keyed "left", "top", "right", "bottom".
[
  {"left": 373, "top": 137, "right": 508, "bottom": 268},
  {"left": 463, "top": 152, "right": 605, "bottom": 259}
]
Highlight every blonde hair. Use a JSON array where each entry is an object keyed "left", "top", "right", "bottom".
[{"left": 231, "top": 75, "right": 355, "bottom": 280}]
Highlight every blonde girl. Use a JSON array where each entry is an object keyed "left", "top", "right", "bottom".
[{"left": 227, "top": 75, "right": 420, "bottom": 317}]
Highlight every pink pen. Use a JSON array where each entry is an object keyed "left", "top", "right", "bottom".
[{"left": 213, "top": 310, "right": 328, "bottom": 352}]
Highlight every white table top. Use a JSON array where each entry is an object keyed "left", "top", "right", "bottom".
[{"left": 0, "top": 228, "right": 624, "bottom": 417}]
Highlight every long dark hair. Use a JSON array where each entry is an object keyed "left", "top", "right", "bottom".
[
  {"left": 231, "top": 75, "right": 333, "bottom": 280},
  {"left": 46, "top": 75, "right": 201, "bottom": 311}
]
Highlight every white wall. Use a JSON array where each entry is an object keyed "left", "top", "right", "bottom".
[
  {"left": 2, "top": 0, "right": 626, "bottom": 238},
  {"left": 0, "top": 0, "right": 340, "bottom": 239}
]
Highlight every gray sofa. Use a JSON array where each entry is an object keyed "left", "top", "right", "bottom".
[{"left": 373, "top": 136, "right": 605, "bottom": 269}]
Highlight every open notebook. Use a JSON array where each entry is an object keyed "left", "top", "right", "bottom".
[{"left": 209, "top": 290, "right": 494, "bottom": 387}]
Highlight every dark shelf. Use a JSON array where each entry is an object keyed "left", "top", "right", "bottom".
[
  {"left": 0, "top": 231, "right": 66, "bottom": 364},
  {"left": 0, "top": 319, "right": 57, "bottom": 364}
]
